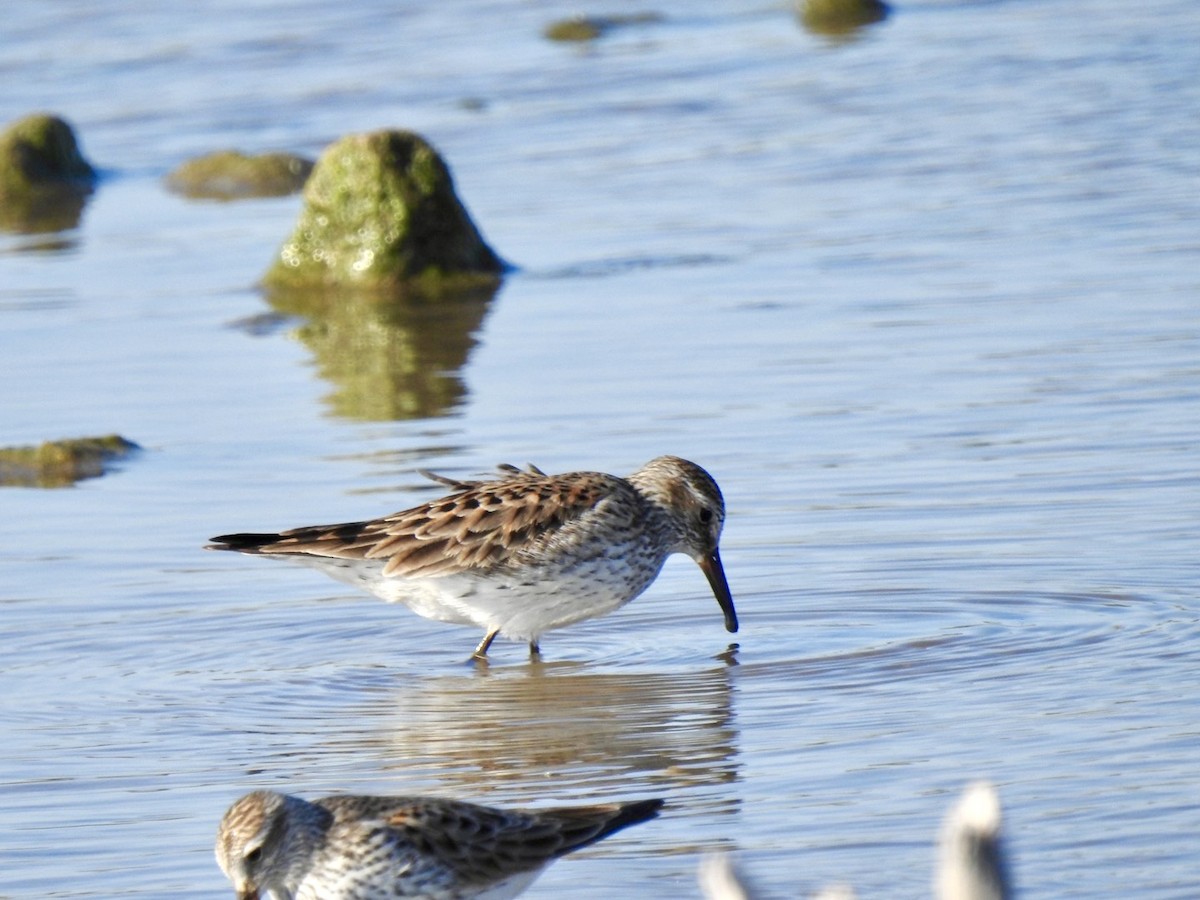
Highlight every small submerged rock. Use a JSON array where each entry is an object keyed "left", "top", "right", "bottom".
[
  {"left": 797, "top": 0, "right": 889, "bottom": 38},
  {"left": 0, "top": 435, "right": 140, "bottom": 488},
  {"left": 543, "top": 12, "right": 663, "bottom": 43},
  {"left": 262, "top": 129, "right": 503, "bottom": 294},
  {"left": 165, "top": 150, "right": 314, "bottom": 200},
  {"left": 0, "top": 113, "right": 97, "bottom": 233}
]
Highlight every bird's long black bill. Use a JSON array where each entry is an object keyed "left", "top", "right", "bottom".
[{"left": 699, "top": 550, "right": 738, "bottom": 633}]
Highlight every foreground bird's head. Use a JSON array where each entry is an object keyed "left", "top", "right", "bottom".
[
  {"left": 936, "top": 781, "right": 1010, "bottom": 900},
  {"left": 630, "top": 456, "right": 738, "bottom": 633},
  {"left": 216, "top": 790, "right": 325, "bottom": 900}
]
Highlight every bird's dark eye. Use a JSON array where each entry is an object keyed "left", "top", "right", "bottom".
[
  {"left": 245, "top": 846, "right": 263, "bottom": 864},
  {"left": 699, "top": 507, "right": 713, "bottom": 524}
]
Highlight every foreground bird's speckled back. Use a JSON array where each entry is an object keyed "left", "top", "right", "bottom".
[
  {"left": 207, "top": 456, "right": 738, "bottom": 658},
  {"left": 215, "top": 790, "right": 665, "bottom": 900}
]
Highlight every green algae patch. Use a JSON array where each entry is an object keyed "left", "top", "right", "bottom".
[
  {"left": 0, "top": 113, "right": 97, "bottom": 233},
  {"left": 262, "top": 130, "right": 503, "bottom": 294},
  {"left": 543, "top": 13, "right": 663, "bottom": 42},
  {"left": 165, "top": 150, "right": 314, "bottom": 200},
  {"left": 0, "top": 435, "right": 140, "bottom": 488},
  {"left": 798, "top": 0, "right": 889, "bottom": 38},
  {"left": 262, "top": 280, "right": 497, "bottom": 421}
]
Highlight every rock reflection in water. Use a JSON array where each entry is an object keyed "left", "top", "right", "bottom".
[
  {"left": 366, "top": 662, "right": 739, "bottom": 797},
  {"left": 262, "top": 281, "right": 498, "bottom": 420}
]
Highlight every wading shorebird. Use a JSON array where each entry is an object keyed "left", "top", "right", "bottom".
[{"left": 207, "top": 456, "right": 738, "bottom": 659}]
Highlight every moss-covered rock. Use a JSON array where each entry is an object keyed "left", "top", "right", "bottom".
[
  {"left": 0, "top": 113, "right": 97, "bottom": 233},
  {"left": 262, "top": 130, "right": 503, "bottom": 294},
  {"left": 0, "top": 435, "right": 140, "bottom": 488},
  {"left": 262, "top": 281, "right": 497, "bottom": 420},
  {"left": 165, "top": 150, "right": 314, "bottom": 200},
  {"left": 798, "top": 0, "right": 889, "bottom": 38},
  {"left": 543, "top": 12, "right": 663, "bottom": 43},
  {"left": 0, "top": 113, "right": 96, "bottom": 193}
]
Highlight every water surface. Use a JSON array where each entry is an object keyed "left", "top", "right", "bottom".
[{"left": 2, "top": 0, "right": 1199, "bottom": 897}]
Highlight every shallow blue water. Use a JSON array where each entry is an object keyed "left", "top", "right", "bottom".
[{"left": 2, "top": 0, "right": 1199, "bottom": 897}]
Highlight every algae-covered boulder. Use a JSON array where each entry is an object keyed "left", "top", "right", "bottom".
[
  {"left": 165, "top": 150, "right": 314, "bottom": 200},
  {"left": 262, "top": 130, "right": 503, "bottom": 294},
  {"left": 0, "top": 435, "right": 139, "bottom": 488},
  {"left": 798, "top": 0, "right": 888, "bottom": 38},
  {"left": 0, "top": 113, "right": 97, "bottom": 233}
]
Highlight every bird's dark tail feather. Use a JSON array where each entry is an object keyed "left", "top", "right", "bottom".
[
  {"left": 205, "top": 532, "right": 283, "bottom": 553},
  {"left": 553, "top": 798, "right": 665, "bottom": 856}
]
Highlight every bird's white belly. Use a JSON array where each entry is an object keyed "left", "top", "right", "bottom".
[
  {"left": 297, "top": 867, "right": 542, "bottom": 900},
  {"left": 300, "top": 553, "right": 664, "bottom": 641}
]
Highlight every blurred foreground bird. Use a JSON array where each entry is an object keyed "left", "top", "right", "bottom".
[
  {"left": 216, "top": 789, "right": 664, "bottom": 899},
  {"left": 696, "top": 781, "right": 1011, "bottom": 900},
  {"left": 936, "top": 780, "right": 1011, "bottom": 900}
]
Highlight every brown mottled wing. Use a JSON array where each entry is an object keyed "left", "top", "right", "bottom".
[
  {"left": 208, "top": 469, "right": 623, "bottom": 579},
  {"left": 361, "top": 797, "right": 664, "bottom": 884}
]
